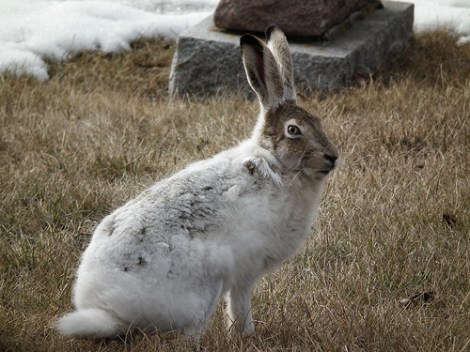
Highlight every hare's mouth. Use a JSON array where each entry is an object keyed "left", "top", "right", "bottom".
[
  {"left": 317, "top": 158, "right": 338, "bottom": 175},
  {"left": 318, "top": 169, "right": 332, "bottom": 175},
  {"left": 319, "top": 162, "right": 337, "bottom": 174},
  {"left": 316, "top": 162, "right": 338, "bottom": 175},
  {"left": 299, "top": 167, "right": 331, "bottom": 179}
]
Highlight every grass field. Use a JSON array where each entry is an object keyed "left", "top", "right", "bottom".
[{"left": 1, "top": 32, "right": 469, "bottom": 351}]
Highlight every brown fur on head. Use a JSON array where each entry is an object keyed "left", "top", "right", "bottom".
[
  {"left": 261, "top": 104, "right": 338, "bottom": 178},
  {"left": 240, "top": 26, "right": 338, "bottom": 179}
]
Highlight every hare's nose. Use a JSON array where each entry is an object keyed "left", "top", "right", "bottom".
[{"left": 324, "top": 154, "right": 338, "bottom": 167}]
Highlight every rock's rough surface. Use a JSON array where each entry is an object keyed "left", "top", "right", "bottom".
[
  {"left": 214, "top": 0, "right": 383, "bottom": 38},
  {"left": 169, "top": 1, "right": 414, "bottom": 97}
]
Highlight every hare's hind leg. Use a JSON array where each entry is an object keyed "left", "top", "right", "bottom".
[
  {"left": 183, "top": 280, "right": 224, "bottom": 340},
  {"left": 224, "top": 283, "right": 254, "bottom": 335}
]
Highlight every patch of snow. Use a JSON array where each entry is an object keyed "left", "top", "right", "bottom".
[
  {"left": 0, "top": 0, "right": 213, "bottom": 80},
  {"left": 396, "top": 0, "right": 470, "bottom": 44}
]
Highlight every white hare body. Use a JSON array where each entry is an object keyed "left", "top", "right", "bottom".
[
  {"left": 57, "top": 26, "right": 338, "bottom": 339},
  {"left": 61, "top": 139, "right": 324, "bottom": 337}
]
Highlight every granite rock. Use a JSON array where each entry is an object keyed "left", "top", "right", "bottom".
[
  {"left": 214, "top": 0, "right": 383, "bottom": 38},
  {"left": 169, "top": 1, "right": 414, "bottom": 96}
]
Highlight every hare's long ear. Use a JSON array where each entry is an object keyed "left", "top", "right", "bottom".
[
  {"left": 266, "top": 25, "right": 296, "bottom": 104},
  {"left": 240, "top": 34, "right": 284, "bottom": 110}
]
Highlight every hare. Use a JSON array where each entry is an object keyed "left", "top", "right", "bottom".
[{"left": 56, "top": 25, "right": 338, "bottom": 339}]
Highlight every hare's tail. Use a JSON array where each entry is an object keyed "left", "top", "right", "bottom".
[{"left": 56, "top": 308, "right": 123, "bottom": 338}]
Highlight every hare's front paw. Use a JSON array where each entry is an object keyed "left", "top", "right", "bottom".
[{"left": 243, "top": 157, "right": 282, "bottom": 186}]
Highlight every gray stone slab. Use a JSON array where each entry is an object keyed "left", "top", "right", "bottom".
[{"left": 169, "top": 1, "right": 414, "bottom": 97}]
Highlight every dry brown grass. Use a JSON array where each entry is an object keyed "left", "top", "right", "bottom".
[{"left": 1, "top": 32, "right": 470, "bottom": 351}]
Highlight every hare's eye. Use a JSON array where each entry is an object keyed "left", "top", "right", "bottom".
[{"left": 287, "top": 125, "right": 301, "bottom": 136}]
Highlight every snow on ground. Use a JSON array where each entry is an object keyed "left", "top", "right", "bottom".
[
  {"left": 0, "top": 0, "right": 469, "bottom": 80},
  {"left": 396, "top": 0, "right": 470, "bottom": 44},
  {"left": 0, "top": 0, "right": 216, "bottom": 80}
]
